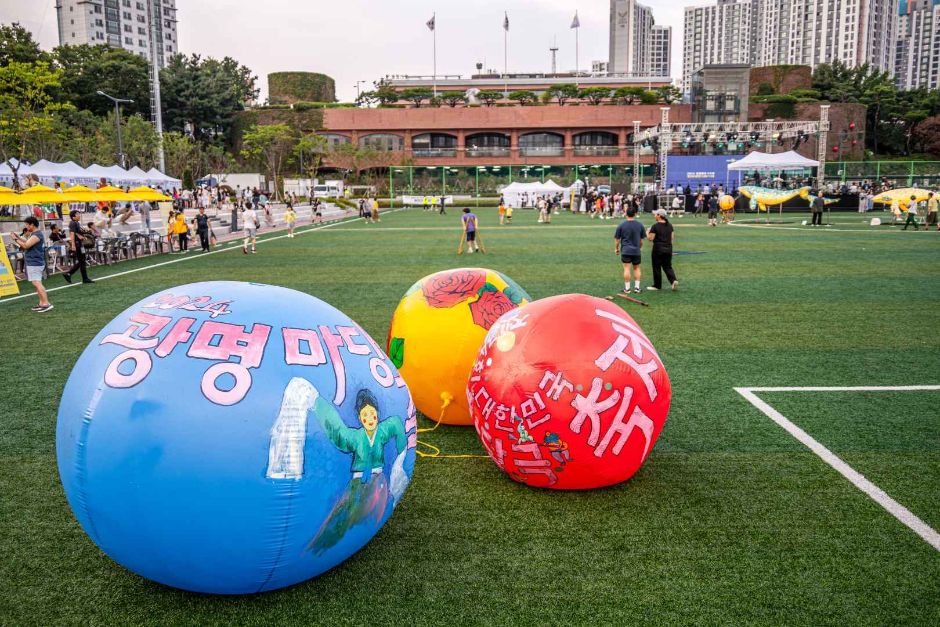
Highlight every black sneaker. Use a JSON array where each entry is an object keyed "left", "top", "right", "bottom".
[
  {"left": 63, "top": 272, "right": 72, "bottom": 284},
  {"left": 633, "top": 287, "right": 642, "bottom": 294},
  {"left": 35, "top": 304, "right": 54, "bottom": 313},
  {"left": 82, "top": 279, "right": 95, "bottom": 284},
  {"left": 30, "top": 304, "right": 43, "bottom": 311}
]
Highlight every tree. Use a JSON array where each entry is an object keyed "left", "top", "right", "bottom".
[
  {"left": 640, "top": 90, "right": 660, "bottom": 104},
  {"left": 508, "top": 90, "right": 537, "bottom": 106},
  {"left": 579, "top": 87, "right": 610, "bottom": 105},
  {"left": 294, "top": 133, "right": 328, "bottom": 180},
  {"left": 241, "top": 124, "right": 296, "bottom": 199},
  {"left": 440, "top": 91, "right": 468, "bottom": 107},
  {"left": 372, "top": 80, "right": 400, "bottom": 106},
  {"left": 161, "top": 54, "right": 257, "bottom": 142},
  {"left": 476, "top": 90, "right": 502, "bottom": 106},
  {"left": 654, "top": 85, "right": 682, "bottom": 104},
  {"left": 613, "top": 86, "right": 645, "bottom": 105},
  {"left": 401, "top": 88, "right": 433, "bottom": 108},
  {"left": 0, "top": 23, "right": 45, "bottom": 66},
  {"left": 162, "top": 131, "right": 199, "bottom": 181},
  {"left": 913, "top": 114, "right": 940, "bottom": 155},
  {"left": 545, "top": 83, "right": 579, "bottom": 106},
  {"left": 0, "top": 61, "right": 71, "bottom": 188},
  {"left": 52, "top": 44, "right": 150, "bottom": 118}
]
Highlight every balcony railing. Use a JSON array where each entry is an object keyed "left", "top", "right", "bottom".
[
  {"left": 519, "top": 146, "right": 564, "bottom": 157},
  {"left": 573, "top": 146, "right": 620, "bottom": 156},
  {"left": 465, "top": 147, "right": 511, "bottom": 158},
  {"left": 413, "top": 148, "right": 457, "bottom": 158}
]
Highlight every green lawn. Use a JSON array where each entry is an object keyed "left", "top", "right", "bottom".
[{"left": 1, "top": 208, "right": 938, "bottom": 625}]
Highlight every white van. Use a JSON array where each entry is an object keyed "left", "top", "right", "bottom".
[{"left": 312, "top": 184, "right": 340, "bottom": 198}]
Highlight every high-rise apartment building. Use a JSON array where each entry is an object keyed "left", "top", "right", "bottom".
[
  {"left": 682, "top": 0, "right": 755, "bottom": 91},
  {"left": 684, "top": 0, "right": 899, "bottom": 91},
  {"left": 609, "top": 0, "right": 671, "bottom": 77},
  {"left": 650, "top": 26, "right": 672, "bottom": 78},
  {"left": 896, "top": 0, "right": 940, "bottom": 89},
  {"left": 55, "top": 0, "right": 178, "bottom": 67}
]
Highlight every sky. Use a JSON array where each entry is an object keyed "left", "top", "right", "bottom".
[{"left": 1, "top": 0, "right": 689, "bottom": 102}]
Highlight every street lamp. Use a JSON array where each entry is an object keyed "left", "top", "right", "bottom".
[
  {"left": 97, "top": 90, "right": 134, "bottom": 168},
  {"left": 355, "top": 80, "right": 367, "bottom": 100}
]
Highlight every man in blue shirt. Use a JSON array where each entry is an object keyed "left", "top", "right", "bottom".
[{"left": 614, "top": 207, "right": 646, "bottom": 294}]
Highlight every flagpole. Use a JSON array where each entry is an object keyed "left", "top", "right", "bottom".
[
  {"left": 504, "top": 22, "right": 508, "bottom": 98},
  {"left": 432, "top": 13, "right": 437, "bottom": 97}
]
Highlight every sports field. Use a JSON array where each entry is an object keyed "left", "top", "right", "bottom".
[{"left": 1, "top": 208, "right": 938, "bottom": 625}]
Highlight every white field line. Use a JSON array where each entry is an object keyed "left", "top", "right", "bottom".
[
  {"left": 735, "top": 385, "right": 940, "bottom": 552},
  {"left": 316, "top": 224, "right": 709, "bottom": 233},
  {"left": 728, "top": 221, "right": 935, "bottom": 233},
  {"left": 0, "top": 210, "right": 401, "bottom": 306}
]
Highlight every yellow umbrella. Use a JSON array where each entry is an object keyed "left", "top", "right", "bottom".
[
  {"left": 871, "top": 188, "right": 934, "bottom": 205},
  {"left": 126, "top": 186, "right": 171, "bottom": 201},
  {"left": 91, "top": 185, "right": 133, "bottom": 202},
  {"left": 58, "top": 185, "right": 98, "bottom": 203},
  {"left": 16, "top": 184, "right": 65, "bottom": 204}
]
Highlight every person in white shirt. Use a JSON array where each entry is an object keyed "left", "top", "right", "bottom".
[{"left": 242, "top": 202, "right": 259, "bottom": 254}]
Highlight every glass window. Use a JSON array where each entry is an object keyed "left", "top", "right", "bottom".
[
  {"left": 573, "top": 131, "right": 617, "bottom": 146},
  {"left": 519, "top": 132, "right": 563, "bottom": 156},
  {"left": 359, "top": 134, "right": 404, "bottom": 151},
  {"left": 319, "top": 134, "right": 351, "bottom": 148}
]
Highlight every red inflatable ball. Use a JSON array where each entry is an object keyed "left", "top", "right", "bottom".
[{"left": 468, "top": 294, "right": 671, "bottom": 490}]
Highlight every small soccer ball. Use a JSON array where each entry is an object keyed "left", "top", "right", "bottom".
[
  {"left": 468, "top": 294, "right": 671, "bottom": 490},
  {"left": 57, "top": 281, "right": 416, "bottom": 594},
  {"left": 387, "top": 268, "right": 530, "bottom": 426},
  {"left": 719, "top": 195, "right": 735, "bottom": 211}
]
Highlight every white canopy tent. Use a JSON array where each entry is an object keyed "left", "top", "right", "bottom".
[
  {"left": 728, "top": 151, "right": 820, "bottom": 171},
  {"left": 501, "top": 180, "right": 574, "bottom": 207},
  {"left": 0, "top": 159, "right": 180, "bottom": 188}
]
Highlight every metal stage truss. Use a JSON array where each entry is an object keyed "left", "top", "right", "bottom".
[{"left": 633, "top": 106, "right": 831, "bottom": 190}]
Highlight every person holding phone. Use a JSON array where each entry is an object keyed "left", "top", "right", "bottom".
[{"left": 11, "top": 216, "right": 53, "bottom": 312}]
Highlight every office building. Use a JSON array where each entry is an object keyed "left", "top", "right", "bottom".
[
  {"left": 650, "top": 26, "right": 672, "bottom": 78},
  {"left": 896, "top": 0, "right": 940, "bottom": 90},
  {"left": 55, "top": 0, "right": 178, "bottom": 67}
]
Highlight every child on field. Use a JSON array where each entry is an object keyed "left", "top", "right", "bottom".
[
  {"left": 498, "top": 202, "right": 506, "bottom": 225},
  {"left": 505, "top": 205, "right": 513, "bottom": 224},
  {"left": 285, "top": 205, "right": 297, "bottom": 238}
]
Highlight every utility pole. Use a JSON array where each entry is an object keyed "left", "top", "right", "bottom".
[
  {"left": 97, "top": 91, "right": 134, "bottom": 168},
  {"left": 147, "top": 0, "right": 166, "bottom": 172}
]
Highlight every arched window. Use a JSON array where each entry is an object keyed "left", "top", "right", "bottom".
[
  {"left": 466, "top": 133, "right": 510, "bottom": 157},
  {"left": 359, "top": 134, "right": 404, "bottom": 151},
  {"left": 412, "top": 133, "right": 457, "bottom": 157},
  {"left": 319, "top": 134, "right": 351, "bottom": 148},
  {"left": 573, "top": 131, "right": 619, "bottom": 156},
  {"left": 519, "top": 132, "right": 563, "bottom": 156}
]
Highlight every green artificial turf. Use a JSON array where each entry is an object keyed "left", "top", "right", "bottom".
[{"left": 1, "top": 208, "right": 938, "bottom": 625}]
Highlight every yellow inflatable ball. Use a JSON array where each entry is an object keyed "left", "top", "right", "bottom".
[
  {"left": 719, "top": 195, "right": 735, "bottom": 211},
  {"left": 387, "top": 268, "right": 531, "bottom": 426}
]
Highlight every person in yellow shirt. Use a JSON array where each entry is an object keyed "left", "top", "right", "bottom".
[
  {"left": 371, "top": 198, "right": 380, "bottom": 223},
  {"left": 284, "top": 205, "right": 297, "bottom": 238},
  {"left": 174, "top": 211, "right": 189, "bottom": 252}
]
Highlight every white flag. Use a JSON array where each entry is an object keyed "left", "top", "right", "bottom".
[
  {"left": 570, "top": 11, "right": 580, "bottom": 29},
  {"left": 426, "top": 14, "right": 436, "bottom": 31},
  {"left": 503, "top": 12, "right": 509, "bottom": 31}
]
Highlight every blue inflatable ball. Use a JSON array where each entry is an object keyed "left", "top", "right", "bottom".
[{"left": 56, "top": 281, "right": 417, "bottom": 594}]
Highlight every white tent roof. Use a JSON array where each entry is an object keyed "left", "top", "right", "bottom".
[
  {"left": 146, "top": 167, "right": 181, "bottom": 186},
  {"left": 84, "top": 164, "right": 113, "bottom": 178},
  {"left": 126, "top": 166, "right": 148, "bottom": 179},
  {"left": 728, "top": 150, "right": 820, "bottom": 171}
]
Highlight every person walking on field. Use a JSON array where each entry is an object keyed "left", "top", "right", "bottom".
[
  {"left": 810, "top": 191, "right": 826, "bottom": 226},
  {"left": 284, "top": 204, "right": 297, "bottom": 238},
  {"left": 707, "top": 194, "right": 719, "bottom": 227},
  {"left": 372, "top": 198, "right": 381, "bottom": 223},
  {"left": 64, "top": 209, "right": 93, "bottom": 284},
  {"left": 242, "top": 202, "right": 259, "bottom": 254},
  {"left": 903, "top": 195, "right": 922, "bottom": 230},
  {"left": 173, "top": 210, "right": 189, "bottom": 252},
  {"left": 647, "top": 209, "right": 678, "bottom": 292},
  {"left": 615, "top": 207, "right": 645, "bottom": 294},
  {"left": 11, "top": 216, "right": 53, "bottom": 312},
  {"left": 462, "top": 207, "right": 480, "bottom": 253},
  {"left": 192, "top": 206, "right": 211, "bottom": 251},
  {"left": 926, "top": 192, "right": 939, "bottom": 230}
]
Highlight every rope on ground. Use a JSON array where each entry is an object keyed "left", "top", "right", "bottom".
[{"left": 415, "top": 391, "right": 490, "bottom": 460}]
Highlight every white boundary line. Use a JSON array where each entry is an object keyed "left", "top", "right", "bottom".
[
  {"left": 0, "top": 210, "right": 402, "bottom": 306},
  {"left": 735, "top": 385, "right": 940, "bottom": 552}
]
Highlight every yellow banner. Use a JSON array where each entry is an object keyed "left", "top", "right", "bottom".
[{"left": 0, "top": 235, "right": 21, "bottom": 297}]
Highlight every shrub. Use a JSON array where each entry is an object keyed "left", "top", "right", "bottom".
[{"left": 268, "top": 72, "right": 336, "bottom": 104}]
